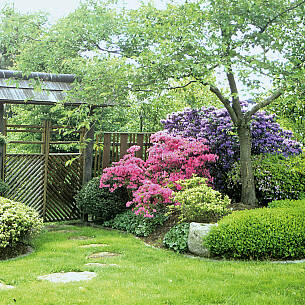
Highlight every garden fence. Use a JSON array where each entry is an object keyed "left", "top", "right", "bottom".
[{"left": 1, "top": 120, "right": 152, "bottom": 222}]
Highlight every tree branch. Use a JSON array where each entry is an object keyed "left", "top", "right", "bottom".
[
  {"left": 259, "top": 0, "right": 305, "bottom": 33},
  {"left": 245, "top": 88, "right": 284, "bottom": 120},
  {"left": 226, "top": 71, "right": 243, "bottom": 119},
  {"left": 201, "top": 81, "right": 238, "bottom": 124}
]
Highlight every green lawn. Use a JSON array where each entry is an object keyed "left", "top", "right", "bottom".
[{"left": 0, "top": 224, "right": 304, "bottom": 305}]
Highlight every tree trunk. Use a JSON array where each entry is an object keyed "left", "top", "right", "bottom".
[{"left": 237, "top": 122, "right": 257, "bottom": 206}]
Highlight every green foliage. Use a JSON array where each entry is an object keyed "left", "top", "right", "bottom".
[
  {"left": 268, "top": 198, "right": 305, "bottom": 209},
  {"left": 0, "top": 180, "right": 9, "bottom": 196},
  {"left": 75, "top": 177, "right": 128, "bottom": 222},
  {"left": 227, "top": 154, "right": 305, "bottom": 205},
  {"left": 170, "top": 177, "right": 230, "bottom": 223},
  {"left": 163, "top": 223, "right": 190, "bottom": 253},
  {"left": 204, "top": 206, "right": 305, "bottom": 259},
  {"left": 0, "top": 197, "right": 43, "bottom": 254},
  {"left": 103, "top": 210, "right": 167, "bottom": 237}
]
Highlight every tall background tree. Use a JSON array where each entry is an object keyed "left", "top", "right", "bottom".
[{"left": 1, "top": 0, "right": 305, "bottom": 205}]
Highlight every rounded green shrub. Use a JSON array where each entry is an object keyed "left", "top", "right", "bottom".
[
  {"left": 75, "top": 177, "right": 128, "bottom": 222},
  {"left": 204, "top": 206, "right": 305, "bottom": 260},
  {"left": 170, "top": 177, "right": 230, "bottom": 223},
  {"left": 103, "top": 210, "right": 167, "bottom": 237},
  {"left": 227, "top": 154, "right": 305, "bottom": 205},
  {"left": 268, "top": 198, "right": 305, "bottom": 209},
  {"left": 0, "top": 197, "right": 43, "bottom": 258},
  {"left": 163, "top": 223, "right": 189, "bottom": 253}
]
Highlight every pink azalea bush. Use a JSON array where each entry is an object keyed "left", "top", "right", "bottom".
[{"left": 100, "top": 131, "right": 217, "bottom": 217}]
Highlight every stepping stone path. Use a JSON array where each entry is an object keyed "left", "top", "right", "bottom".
[
  {"left": 85, "top": 263, "right": 119, "bottom": 267},
  {"left": 0, "top": 283, "right": 14, "bottom": 290},
  {"left": 79, "top": 244, "right": 109, "bottom": 248},
  {"left": 37, "top": 272, "right": 97, "bottom": 283},
  {"left": 69, "top": 236, "right": 92, "bottom": 240},
  {"left": 87, "top": 252, "right": 120, "bottom": 259}
]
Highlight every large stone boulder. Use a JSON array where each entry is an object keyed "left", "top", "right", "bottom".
[{"left": 187, "top": 222, "right": 217, "bottom": 257}]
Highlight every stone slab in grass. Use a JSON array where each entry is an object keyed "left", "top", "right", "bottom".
[
  {"left": 85, "top": 263, "right": 119, "bottom": 267},
  {"left": 87, "top": 252, "right": 120, "bottom": 259},
  {"left": 0, "top": 283, "right": 15, "bottom": 290},
  {"left": 79, "top": 244, "right": 109, "bottom": 248},
  {"left": 37, "top": 271, "right": 97, "bottom": 283},
  {"left": 68, "top": 236, "right": 92, "bottom": 240}
]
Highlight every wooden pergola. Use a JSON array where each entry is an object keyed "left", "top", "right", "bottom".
[{"left": 0, "top": 69, "right": 113, "bottom": 186}]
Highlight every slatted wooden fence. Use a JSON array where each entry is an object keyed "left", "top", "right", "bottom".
[
  {"left": 93, "top": 132, "right": 152, "bottom": 177},
  {"left": 2, "top": 120, "right": 153, "bottom": 221}
]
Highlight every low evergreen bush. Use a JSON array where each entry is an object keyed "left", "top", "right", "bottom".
[
  {"left": 227, "top": 154, "right": 305, "bottom": 205},
  {"left": 163, "top": 223, "right": 189, "bottom": 253},
  {"left": 169, "top": 177, "right": 230, "bottom": 223},
  {"left": 103, "top": 210, "right": 167, "bottom": 237},
  {"left": 204, "top": 205, "right": 305, "bottom": 260},
  {"left": 268, "top": 198, "right": 305, "bottom": 209},
  {"left": 0, "top": 197, "right": 43, "bottom": 259},
  {"left": 75, "top": 177, "right": 128, "bottom": 222}
]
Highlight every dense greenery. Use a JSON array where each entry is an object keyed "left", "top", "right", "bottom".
[
  {"left": 1, "top": 224, "right": 304, "bottom": 304},
  {"left": 0, "top": 180, "right": 9, "bottom": 196},
  {"left": 227, "top": 154, "right": 305, "bottom": 205},
  {"left": 163, "top": 223, "right": 190, "bottom": 253},
  {"left": 268, "top": 198, "right": 305, "bottom": 209},
  {"left": 103, "top": 210, "right": 167, "bottom": 237},
  {"left": 0, "top": 197, "right": 43, "bottom": 259},
  {"left": 75, "top": 177, "right": 128, "bottom": 222},
  {"left": 170, "top": 177, "right": 230, "bottom": 223},
  {"left": 204, "top": 205, "right": 305, "bottom": 260}
]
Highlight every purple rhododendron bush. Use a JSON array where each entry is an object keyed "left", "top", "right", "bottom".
[
  {"left": 100, "top": 131, "right": 217, "bottom": 217},
  {"left": 161, "top": 106, "right": 303, "bottom": 194}
]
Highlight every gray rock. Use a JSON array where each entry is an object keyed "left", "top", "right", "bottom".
[
  {"left": 0, "top": 283, "right": 15, "bottom": 290},
  {"left": 187, "top": 222, "right": 217, "bottom": 257},
  {"left": 87, "top": 252, "right": 120, "bottom": 259},
  {"left": 37, "top": 271, "right": 97, "bottom": 283}
]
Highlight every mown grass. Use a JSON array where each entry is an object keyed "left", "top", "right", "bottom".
[{"left": 0, "top": 223, "right": 304, "bottom": 305}]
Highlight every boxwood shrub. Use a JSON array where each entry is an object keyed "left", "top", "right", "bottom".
[
  {"left": 227, "top": 154, "right": 305, "bottom": 205},
  {"left": 0, "top": 197, "right": 43, "bottom": 259},
  {"left": 75, "top": 177, "right": 129, "bottom": 222},
  {"left": 204, "top": 206, "right": 305, "bottom": 260},
  {"left": 163, "top": 223, "right": 190, "bottom": 253},
  {"left": 268, "top": 198, "right": 305, "bottom": 209},
  {"left": 170, "top": 177, "right": 230, "bottom": 223},
  {"left": 103, "top": 210, "right": 167, "bottom": 237}
]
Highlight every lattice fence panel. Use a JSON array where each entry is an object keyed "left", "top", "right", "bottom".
[
  {"left": 4, "top": 154, "right": 44, "bottom": 216},
  {"left": 45, "top": 154, "right": 81, "bottom": 222}
]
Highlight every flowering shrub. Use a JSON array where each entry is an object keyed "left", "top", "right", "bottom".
[
  {"left": 100, "top": 132, "right": 217, "bottom": 217},
  {"left": 100, "top": 146, "right": 146, "bottom": 192},
  {"left": 126, "top": 180, "right": 173, "bottom": 217},
  {"left": 162, "top": 106, "right": 303, "bottom": 190}
]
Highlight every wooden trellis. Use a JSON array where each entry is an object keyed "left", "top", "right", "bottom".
[
  {"left": 2, "top": 121, "right": 83, "bottom": 221},
  {"left": 93, "top": 132, "right": 152, "bottom": 177},
  {"left": 1, "top": 120, "right": 153, "bottom": 222}
]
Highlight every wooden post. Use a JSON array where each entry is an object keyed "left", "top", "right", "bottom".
[
  {"left": 0, "top": 103, "right": 5, "bottom": 180},
  {"left": 81, "top": 107, "right": 95, "bottom": 222},
  {"left": 42, "top": 120, "right": 51, "bottom": 220}
]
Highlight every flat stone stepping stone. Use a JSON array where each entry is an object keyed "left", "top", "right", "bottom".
[
  {"left": 37, "top": 271, "right": 97, "bottom": 283},
  {"left": 85, "top": 263, "right": 119, "bottom": 267},
  {"left": 69, "top": 236, "right": 92, "bottom": 240},
  {"left": 87, "top": 252, "right": 120, "bottom": 259},
  {"left": 0, "top": 283, "right": 15, "bottom": 290},
  {"left": 54, "top": 229, "right": 76, "bottom": 233},
  {"left": 79, "top": 244, "right": 109, "bottom": 248}
]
